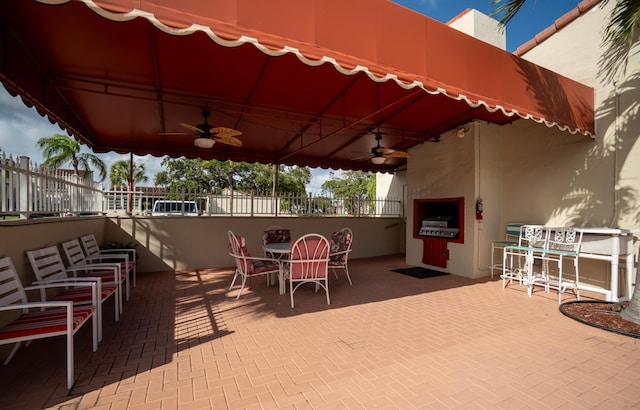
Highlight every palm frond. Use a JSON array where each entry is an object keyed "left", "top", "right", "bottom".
[
  {"left": 77, "top": 153, "right": 107, "bottom": 181},
  {"left": 602, "top": 0, "right": 640, "bottom": 47},
  {"left": 490, "top": 0, "right": 526, "bottom": 29}
]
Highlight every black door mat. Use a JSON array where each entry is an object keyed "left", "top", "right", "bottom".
[{"left": 391, "top": 267, "right": 449, "bottom": 279}]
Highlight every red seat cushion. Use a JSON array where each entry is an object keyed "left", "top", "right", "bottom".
[
  {"left": 51, "top": 284, "right": 118, "bottom": 303},
  {"left": 0, "top": 306, "right": 95, "bottom": 340},
  {"left": 82, "top": 269, "right": 127, "bottom": 284},
  {"left": 290, "top": 239, "right": 329, "bottom": 279},
  {"left": 251, "top": 260, "right": 279, "bottom": 275},
  {"left": 231, "top": 234, "right": 278, "bottom": 275},
  {"left": 119, "top": 261, "right": 135, "bottom": 271}
]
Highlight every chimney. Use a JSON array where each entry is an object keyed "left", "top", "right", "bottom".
[{"left": 447, "top": 8, "right": 506, "bottom": 50}]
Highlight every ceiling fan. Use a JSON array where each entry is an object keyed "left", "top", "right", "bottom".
[
  {"left": 365, "top": 131, "right": 412, "bottom": 164},
  {"left": 177, "top": 110, "right": 243, "bottom": 149}
]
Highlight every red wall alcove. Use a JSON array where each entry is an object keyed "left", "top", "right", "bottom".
[{"left": 413, "top": 197, "right": 464, "bottom": 267}]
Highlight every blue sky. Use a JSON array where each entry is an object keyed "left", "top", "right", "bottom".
[
  {"left": 394, "top": 0, "right": 582, "bottom": 52},
  {"left": 0, "top": 0, "right": 583, "bottom": 192}
]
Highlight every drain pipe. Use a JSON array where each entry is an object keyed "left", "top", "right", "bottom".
[
  {"left": 610, "top": 81, "right": 619, "bottom": 227},
  {"left": 474, "top": 123, "right": 490, "bottom": 273}
]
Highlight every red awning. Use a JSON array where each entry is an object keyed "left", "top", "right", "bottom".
[{"left": 0, "top": 0, "right": 594, "bottom": 172}]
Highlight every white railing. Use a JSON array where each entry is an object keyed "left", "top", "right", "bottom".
[
  {"left": 0, "top": 154, "right": 103, "bottom": 219},
  {"left": 103, "top": 188, "right": 403, "bottom": 217},
  {"left": 0, "top": 153, "right": 402, "bottom": 219}
]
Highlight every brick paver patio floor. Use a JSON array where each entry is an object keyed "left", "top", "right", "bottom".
[{"left": 0, "top": 254, "right": 638, "bottom": 409}]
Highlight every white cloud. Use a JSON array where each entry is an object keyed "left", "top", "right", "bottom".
[
  {"left": 307, "top": 168, "right": 345, "bottom": 195},
  {"left": 307, "top": 168, "right": 330, "bottom": 194}
]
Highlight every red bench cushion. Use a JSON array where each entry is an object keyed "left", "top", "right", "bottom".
[{"left": 0, "top": 306, "right": 95, "bottom": 340}]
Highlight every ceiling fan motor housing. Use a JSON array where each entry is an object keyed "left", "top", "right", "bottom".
[{"left": 198, "top": 110, "right": 213, "bottom": 134}]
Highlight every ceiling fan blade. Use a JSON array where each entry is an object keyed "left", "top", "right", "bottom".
[
  {"left": 180, "top": 123, "right": 205, "bottom": 133},
  {"left": 214, "top": 135, "right": 243, "bottom": 147},
  {"left": 387, "top": 150, "right": 412, "bottom": 158},
  {"left": 210, "top": 127, "right": 242, "bottom": 138},
  {"left": 210, "top": 127, "right": 243, "bottom": 147}
]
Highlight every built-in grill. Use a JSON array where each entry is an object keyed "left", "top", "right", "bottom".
[
  {"left": 414, "top": 198, "right": 464, "bottom": 268},
  {"left": 418, "top": 216, "right": 459, "bottom": 239}
]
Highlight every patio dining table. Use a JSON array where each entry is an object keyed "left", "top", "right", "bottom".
[{"left": 262, "top": 242, "right": 292, "bottom": 295}]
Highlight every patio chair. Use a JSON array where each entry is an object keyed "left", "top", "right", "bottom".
[
  {"left": 262, "top": 226, "right": 291, "bottom": 260},
  {"left": 501, "top": 225, "right": 548, "bottom": 291},
  {"left": 288, "top": 233, "right": 331, "bottom": 308},
  {"left": 228, "top": 230, "right": 281, "bottom": 299},
  {"left": 490, "top": 223, "right": 523, "bottom": 278},
  {"left": 329, "top": 227, "right": 353, "bottom": 285},
  {"left": 0, "top": 256, "right": 98, "bottom": 390},
  {"left": 529, "top": 227, "right": 583, "bottom": 304},
  {"left": 27, "top": 245, "right": 119, "bottom": 342},
  {"left": 61, "top": 239, "right": 129, "bottom": 311},
  {"left": 263, "top": 225, "right": 283, "bottom": 232},
  {"left": 80, "top": 234, "right": 137, "bottom": 287}
]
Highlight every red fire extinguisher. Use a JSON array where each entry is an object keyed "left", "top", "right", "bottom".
[{"left": 476, "top": 199, "right": 483, "bottom": 220}]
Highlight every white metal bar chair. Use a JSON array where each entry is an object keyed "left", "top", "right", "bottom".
[
  {"left": 502, "top": 225, "right": 548, "bottom": 291},
  {"left": 530, "top": 227, "right": 583, "bottom": 304},
  {"left": 490, "top": 223, "right": 523, "bottom": 278}
]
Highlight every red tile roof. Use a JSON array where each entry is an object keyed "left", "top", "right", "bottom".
[{"left": 514, "top": 0, "right": 601, "bottom": 56}]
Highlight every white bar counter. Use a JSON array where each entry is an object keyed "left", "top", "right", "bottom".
[{"left": 577, "top": 228, "right": 638, "bottom": 302}]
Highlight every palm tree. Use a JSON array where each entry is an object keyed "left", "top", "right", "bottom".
[
  {"left": 36, "top": 133, "right": 107, "bottom": 181},
  {"left": 492, "top": 0, "right": 638, "bottom": 49},
  {"left": 492, "top": 0, "right": 640, "bottom": 324},
  {"left": 109, "top": 159, "right": 148, "bottom": 188},
  {"left": 110, "top": 156, "right": 148, "bottom": 214}
]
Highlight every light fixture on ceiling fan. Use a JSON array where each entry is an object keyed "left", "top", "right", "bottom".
[{"left": 194, "top": 136, "right": 215, "bottom": 148}]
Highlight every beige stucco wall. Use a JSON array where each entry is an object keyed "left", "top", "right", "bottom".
[
  {"left": 1, "top": 215, "right": 403, "bottom": 278},
  {"left": 404, "top": 122, "right": 507, "bottom": 278},
  {"left": 514, "top": 1, "right": 639, "bottom": 290},
  {"left": 404, "top": 2, "right": 639, "bottom": 292},
  {"left": 405, "top": 111, "right": 626, "bottom": 287},
  {"left": 0, "top": 217, "right": 105, "bottom": 285},
  {"left": 106, "top": 215, "right": 404, "bottom": 272},
  {"left": 518, "top": 0, "right": 640, "bottom": 231},
  {"left": 406, "top": 122, "right": 478, "bottom": 276},
  {"left": 376, "top": 168, "right": 408, "bottom": 252}
]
